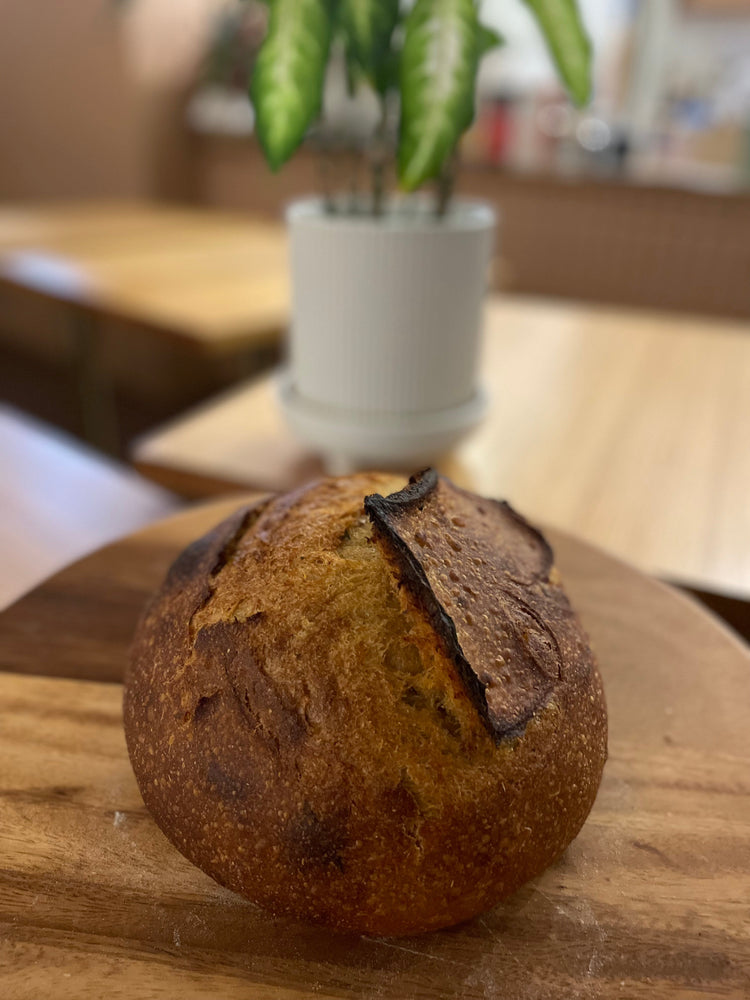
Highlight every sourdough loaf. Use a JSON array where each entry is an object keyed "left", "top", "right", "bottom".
[{"left": 124, "top": 470, "right": 607, "bottom": 935}]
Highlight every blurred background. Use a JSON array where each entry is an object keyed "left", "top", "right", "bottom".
[
  {"left": 2, "top": 0, "right": 750, "bottom": 440},
  {"left": 1, "top": 0, "right": 749, "bottom": 634},
  {"left": 2, "top": 0, "right": 749, "bottom": 447}
]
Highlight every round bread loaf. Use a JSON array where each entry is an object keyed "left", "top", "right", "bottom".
[{"left": 124, "top": 470, "right": 607, "bottom": 935}]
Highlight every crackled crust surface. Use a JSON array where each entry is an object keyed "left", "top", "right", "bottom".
[{"left": 124, "top": 471, "right": 607, "bottom": 936}]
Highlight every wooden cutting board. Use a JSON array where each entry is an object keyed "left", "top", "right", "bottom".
[{"left": 1, "top": 498, "right": 749, "bottom": 999}]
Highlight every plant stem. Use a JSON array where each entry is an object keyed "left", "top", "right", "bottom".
[
  {"left": 372, "top": 158, "right": 385, "bottom": 218},
  {"left": 316, "top": 141, "right": 336, "bottom": 215},
  {"left": 349, "top": 147, "right": 359, "bottom": 215},
  {"left": 371, "top": 98, "right": 388, "bottom": 218},
  {"left": 436, "top": 149, "right": 458, "bottom": 219}
]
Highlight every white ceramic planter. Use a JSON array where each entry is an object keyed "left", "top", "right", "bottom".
[{"left": 279, "top": 196, "right": 496, "bottom": 471}]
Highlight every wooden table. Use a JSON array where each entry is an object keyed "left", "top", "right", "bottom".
[
  {"left": 0, "top": 405, "right": 179, "bottom": 609},
  {"left": 0, "top": 201, "right": 288, "bottom": 448},
  {"left": 1, "top": 498, "right": 748, "bottom": 997},
  {"left": 133, "top": 296, "right": 750, "bottom": 601}
]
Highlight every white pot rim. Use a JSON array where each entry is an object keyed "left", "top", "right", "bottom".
[{"left": 286, "top": 195, "right": 496, "bottom": 233}]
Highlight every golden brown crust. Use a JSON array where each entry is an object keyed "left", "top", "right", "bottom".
[{"left": 124, "top": 472, "right": 607, "bottom": 936}]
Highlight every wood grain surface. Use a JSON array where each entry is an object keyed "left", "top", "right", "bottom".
[
  {"left": 0, "top": 201, "right": 288, "bottom": 351},
  {"left": 132, "top": 296, "right": 750, "bottom": 600},
  {"left": 1, "top": 498, "right": 749, "bottom": 998}
]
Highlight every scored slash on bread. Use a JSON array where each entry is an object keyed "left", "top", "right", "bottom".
[
  {"left": 124, "top": 470, "right": 607, "bottom": 936},
  {"left": 366, "top": 468, "right": 571, "bottom": 741}
]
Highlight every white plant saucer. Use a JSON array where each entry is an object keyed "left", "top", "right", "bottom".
[{"left": 277, "top": 369, "right": 487, "bottom": 474}]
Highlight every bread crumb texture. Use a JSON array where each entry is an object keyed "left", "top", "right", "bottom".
[{"left": 124, "top": 471, "right": 607, "bottom": 935}]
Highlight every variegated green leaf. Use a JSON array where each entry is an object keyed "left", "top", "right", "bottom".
[
  {"left": 522, "top": 0, "right": 592, "bottom": 106},
  {"left": 340, "top": 0, "right": 400, "bottom": 93},
  {"left": 250, "top": 0, "right": 333, "bottom": 171},
  {"left": 398, "top": 0, "right": 480, "bottom": 191}
]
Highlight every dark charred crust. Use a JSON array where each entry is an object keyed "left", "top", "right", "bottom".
[
  {"left": 492, "top": 499, "right": 554, "bottom": 580},
  {"left": 366, "top": 477, "right": 494, "bottom": 740},
  {"left": 365, "top": 470, "right": 561, "bottom": 743},
  {"left": 441, "top": 484, "right": 554, "bottom": 584},
  {"left": 365, "top": 467, "right": 438, "bottom": 520},
  {"left": 497, "top": 588, "right": 564, "bottom": 682}
]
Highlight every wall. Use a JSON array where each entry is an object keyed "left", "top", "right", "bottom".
[{"left": 0, "top": 0, "right": 224, "bottom": 201}]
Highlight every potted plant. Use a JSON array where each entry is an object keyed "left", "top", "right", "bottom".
[{"left": 249, "top": 0, "right": 591, "bottom": 470}]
